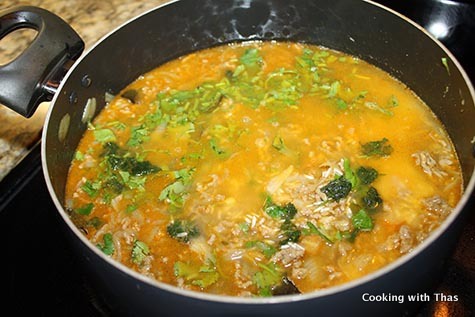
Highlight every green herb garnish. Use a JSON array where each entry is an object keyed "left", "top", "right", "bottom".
[
  {"left": 93, "top": 128, "right": 116, "bottom": 143},
  {"left": 75, "top": 203, "right": 94, "bottom": 216},
  {"left": 356, "top": 166, "right": 379, "bottom": 185},
  {"left": 166, "top": 219, "right": 199, "bottom": 243},
  {"left": 361, "top": 186, "right": 383, "bottom": 210},
  {"left": 74, "top": 151, "right": 85, "bottom": 161},
  {"left": 280, "top": 220, "right": 301, "bottom": 245},
  {"left": 264, "top": 197, "right": 297, "bottom": 220},
  {"left": 174, "top": 261, "right": 219, "bottom": 288},
  {"left": 352, "top": 209, "right": 374, "bottom": 231},
  {"left": 252, "top": 262, "right": 282, "bottom": 297},
  {"left": 131, "top": 240, "right": 150, "bottom": 265},
  {"left": 361, "top": 138, "right": 393, "bottom": 157},
  {"left": 159, "top": 168, "right": 195, "bottom": 209},
  {"left": 244, "top": 241, "right": 277, "bottom": 258},
  {"left": 442, "top": 57, "right": 450, "bottom": 75},
  {"left": 81, "top": 180, "right": 101, "bottom": 198},
  {"left": 305, "top": 221, "right": 334, "bottom": 244},
  {"left": 97, "top": 233, "right": 114, "bottom": 255}
]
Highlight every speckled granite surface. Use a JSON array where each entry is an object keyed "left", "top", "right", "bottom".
[{"left": 0, "top": 0, "right": 168, "bottom": 181}]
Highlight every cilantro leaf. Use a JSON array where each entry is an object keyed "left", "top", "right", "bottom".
[
  {"left": 361, "top": 138, "right": 393, "bottom": 157},
  {"left": 81, "top": 180, "right": 101, "bottom": 197},
  {"left": 361, "top": 186, "right": 383, "bottom": 210},
  {"left": 239, "top": 48, "right": 263, "bottom": 67},
  {"left": 252, "top": 263, "right": 282, "bottom": 297},
  {"left": 131, "top": 240, "right": 150, "bottom": 265},
  {"left": 305, "top": 221, "right": 334, "bottom": 244},
  {"left": 209, "top": 138, "right": 227, "bottom": 156},
  {"left": 387, "top": 95, "right": 399, "bottom": 108},
  {"left": 441, "top": 57, "right": 450, "bottom": 75},
  {"left": 93, "top": 128, "right": 116, "bottom": 143},
  {"left": 97, "top": 233, "right": 114, "bottom": 255},
  {"left": 167, "top": 220, "right": 199, "bottom": 243},
  {"left": 244, "top": 241, "right": 277, "bottom": 258},
  {"left": 356, "top": 166, "right": 379, "bottom": 185},
  {"left": 264, "top": 197, "right": 297, "bottom": 220},
  {"left": 343, "top": 158, "right": 358, "bottom": 188},
  {"left": 280, "top": 219, "right": 301, "bottom": 245},
  {"left": 159, "top": 168, "right": 195, "bottom": 209},
  {"left": 174, "top": 261, "right": 219, "bottom": 288},
  {"left": 87, "top": 217, "right": 102, "bottom": 229},
  {"left": 352, "top": 209, "right": 374, "bottom": 231},
  {"left": 107, "top": 155, "right": 160, "bottom": 177},
  {"left": 74, "top": 151, "right": 85, "bottom": 161},
  {"left": 75, "top": 203, "right": 94, "bottom": 216}
]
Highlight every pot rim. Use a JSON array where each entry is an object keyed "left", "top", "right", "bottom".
[{"left": 42, "top": 0, "right": 475, "bottom": 305}]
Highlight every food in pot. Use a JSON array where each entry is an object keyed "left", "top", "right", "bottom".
[{"left": 65, "top": 42, "right": 462, "bottom": 297}]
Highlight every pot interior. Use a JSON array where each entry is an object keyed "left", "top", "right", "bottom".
[{"left": 43, "top": 0, "right": 475, "bottom": 278}]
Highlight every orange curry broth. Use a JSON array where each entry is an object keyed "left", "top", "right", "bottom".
[{"left": 65, "top": 42, "right": 462, "bottom": 296}]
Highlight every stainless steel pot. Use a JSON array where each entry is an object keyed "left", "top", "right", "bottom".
[{"left": 1, "top": 1, "right": 474, "bottom": 316}]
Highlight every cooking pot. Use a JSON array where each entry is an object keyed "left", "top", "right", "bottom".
[{"left": 1, "top": 0, "right": 474, "bottom": 316}]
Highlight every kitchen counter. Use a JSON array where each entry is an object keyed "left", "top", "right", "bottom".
[{"left": 0, "top": 0, "right": 168, "bottom": 181}]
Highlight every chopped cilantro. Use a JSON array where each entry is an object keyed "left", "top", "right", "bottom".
[
  {"left": 320, "top": 177, "right": 352, "bottom": 201},
  {"left": 239, "top": 48, "right": 263, "bottom": 67},
  {"left": 361, "top": 138, "right": 393, "bottom": 157},
  {"left": 271, "top": 135, "right": 296, "bottom": 157},
  {"left": 239, "top": 222, "right": 250, "bottom": 233},
  {"left": 387, "top": 95, "right": 399, "bottom": 108},
  {"left": 272, "top": 136, "right": 286, "bottom": 152},
  {"left": 126, "top": 204, "right": 137, "bottom": 214},
  {"left": 174, "top": 261, "right": 219, "bottom": 288},
  {"left": 159, "top": 168, "right": 195, "bottom": 209},
  {"left": 364, "top": 101, "right": 394, "bottom": 116},
  {"left": 328, "top": 81, "right": 341, "bottom": 98},
  {"left": 102, "top": 141, "right": 120, "bottom": 156},
  {"left": 87, "top": 217, "right": 102, "bottom": 229},
  {"left": 75, "top": 203, "right": 94, "bottom": 216},
  {"left": 74, "top": 151, "right": 85, "bottom": 161},
  {"left": 81, "top": 180, "right": 101, "bottom": 198},
  {"left": 361, "top": 186, "right": 383, "bottom": 210},
  {"left": 128, "top": 126, "right": 150, "bottom": 147},
  {"left": 131, "top": 240, "right": 150, "bottom": 265},
  {"left": 305, "top": 221, "right": 334, "bottom": 244},
  {"left": 264, "top": 197, "right": 297, "bottom": 220},
  {"left": 209, "top": 138, "right": 226, "bottom": 156},
  {"left": 93, "top": 128, "right": 116, "bottom": 143},
  {"left": 336, "top": 98, "right": 348, "bottom": 110},
  {"left": 343, "top": 158, "right": 358, "bottom": 188},
  {"left": 108, "top": 155, "right": 160, "bottom": 177},
  {"left": 441, "top": 57, "right": 450, "bottom": 75},
  {"left": 167, "top": 220, "right": 199, "bottom": 243},
  {"left": 280, "top": 220, "right": 301, "bottom": 245},
  {"left": 97, "top": 233, "right": 114, "bottom": 256},
  {"left": 244, "top": 241, "right": 277, "bottom": 258},
  {"left": 252, "top": 262, "right": 282, "bottom": 297},
  {"left": 352, "top": 209, "right": 374, "bottom": 231},
  {"left": 103, "top": 174, "right": 124, "bottom": 194},
  {"left": 356, "top": 166, "right": 379, "bottom": 185}
]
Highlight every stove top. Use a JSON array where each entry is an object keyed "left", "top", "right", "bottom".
[{"left": 2, "top": 1, "right": 475, "bottom": 316}]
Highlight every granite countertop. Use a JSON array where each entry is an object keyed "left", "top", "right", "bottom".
[{"left": 0, "top": 0, "right": 168, "bottom": 181}]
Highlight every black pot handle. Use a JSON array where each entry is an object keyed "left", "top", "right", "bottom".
[{"left": 0, "top": 6, "right": 84, "bottom": 117}]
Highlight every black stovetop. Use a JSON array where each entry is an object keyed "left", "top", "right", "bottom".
[{"left": 2, "top": 1, "right": 475, "bottom": 316}]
